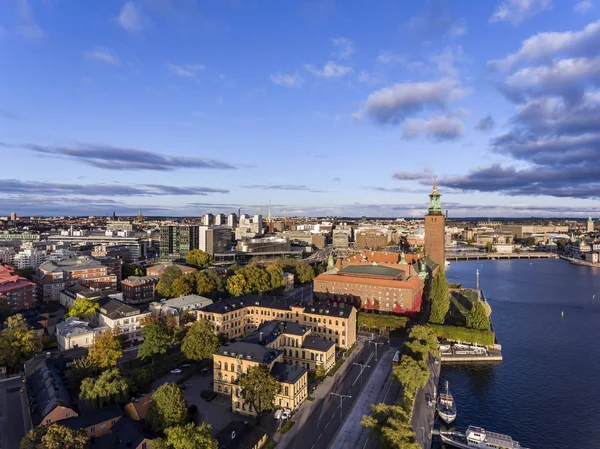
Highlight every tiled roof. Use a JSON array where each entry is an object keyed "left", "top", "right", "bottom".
[
  {"left": 314, "top": 272, "right": 422, "bottom": 290},
  {"left": 216, "top": 421, "right": 267, "bottom": 449},
  {"left": 270, "top": 362, "right": 307, "bottom": 384},
  {"left": 97, "top": 298, "right": 147, "bottom": 320},
  {"left": 215, "top": 341, "right": 280, "bottom": 364},
  {"left": 94, "top": 417, "right": 154, "bottom": 448}
]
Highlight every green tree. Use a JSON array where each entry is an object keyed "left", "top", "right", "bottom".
[
  {"left": 266, "top": 264, "right": 285, "bottom": 290},
  {"left": 295, "top": 261, "right": 315, "bottom": 284},
  {"left": 181, "top": 319, "right": 220, "bottom": 361},
  {"left": 226, "top": 273, "right": 247, "bottom": 297},
  {"left": 392, "top": 355, "right": 429, "bottom": 399},
  {"left": 466, "top": 300, "right": 491, "bottom": 330},
  {"left": 138, "top": 318, "right": 173, "bottom": 371},
  {"left": 20, "top": 423, "right": 88, "bottom": 449},
  {"left": 0, "top": 314, "right": 42, "bottom": 373},
  {"left": 66, "top": 297, "right": 99, "bottom": 319},
  {"left": 185, "top": 250, "right": 213, "bottom": 269},
  {"left": 123, "top": 264, "right": 146, "bottom": 278},
  {"left": 153, "top": 423, "right": 217, "bottom": 449},
  {"left": 242, "top": 265, "right": 271, "bottom": 293},
  {"left": 361, "top": 403, "right": 419, "bottom": 449},
  {"left": 156, "top": 265, "right": 184, "bottom": 298},
  {"left": 406, "top": 325, "right": 438, "bottom": 359},
  {"left": 485, "top": 242, "right": 493, "bottom": 253},
  {"left": 87, "top": 330, "right": 123, "bottom": 369},
  {"left": 79, "top": 368, "right": 130, "bottom": 408},
  {"left": 194, "top": 270, "right": 226, "bottom": 298},
  {"left": 130, "top": 367, "right": 152, "bottom": 394},
  {"left": 170, "top": 274, "right": 195, "bottom": 297},
  {"left": 147, "top": 383, "right": 189, "bottom": 432},
  {"left": 429, "top": 269, "right": 450, "bottom": 325},
  {"left": 68, "top": 356, "right": 97, "bottom": 390},
  {"left": 0, "top": 297, "right": 12, "bottom": 325},
  {"left": 238, "top": 364, "right": 280, "bottom": 414}
]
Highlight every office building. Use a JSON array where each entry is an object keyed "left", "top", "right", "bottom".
[
  {"left": 227, "top": 213, "right": 238, "bottom": 228},
  {"left": 159, "top": 225, "right": 200, "bottom": 261},
  {"left": 199, "top": 226, "right": 233, "bottom": 255},
  {"left": 202, "top": 214, "right": 214, "bottom": 226},
  {"left": 214, "top": 213, "right": 226, "bottom": 226}
]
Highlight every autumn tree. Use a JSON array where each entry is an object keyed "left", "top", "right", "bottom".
[
  {"left": 87, "top": 330, "right": 123, "bottom": 369},
  {"left": 68, "top": 356, "right": 97, "bottom": 389},
  {"left": 361, "top": 403, "right": 419, "bottom": 449},
  {"left": 194, "top": 270, "right": 226, "bottom": 299},
  {"left": 20, "top": 423, "right": 88, "bottom": 449},
  {"left": 429, "top": 269, "right": 450, "bottom": 325},
  {"left": 295, "top": 261, "right": 315, "bottom": 284},
  {"left": 225, "top": 265, "right": 271, "bottom": 297},
  {"left": 0, "top": 314, "right": 42, "bottom": 373},
  {"left": 466, "top": 300, "right": 491, "bottom": 330},
  {"left": 170, "top": 274, "right": 195, "bottom": 297},
  {"left": 185, "top": 250, "right": 213, "bottom": 270},
  {"left": 181, "top": 319, "right": 219, "bottom": 361},
  {"left": 152, "top": 423, "right": 217, "bottom": 449},
  {"left": 79, "top": 368, "right": 130, "bottom": 408},
  {"left": 266, "top": 264, "right": 285, "bottom": 290},
  {"left": 67, "top": 297, "right": 99, "bottom": 319},
  {"left": 226, "top": 273, "right": 247, "bottom": 297},
  {"left": 147, "top": 382, "right": 189, "bottom": 432},
  {"left": 238, "top": 364, "right": 280, "bottom": 414},
  {"left": 156, "top": 265, "right": 184, "bottom": 298}
]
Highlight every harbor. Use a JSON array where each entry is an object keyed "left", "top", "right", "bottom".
[
  {"left": 446, "top": 252, "right": 558, "bottom": 261},
  {"left": 439, "top": 343, "right": 503, "bottom": 363}
]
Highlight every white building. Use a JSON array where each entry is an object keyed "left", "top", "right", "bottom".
[
  {"left": 13, "top": 248, "right": 47, "bottom": 269},
  {"left": 0, "top": 247, "right": 15, "bottom": 264},
  {"left": 198, "top": 226, "right": 233, "bottom": 255},
  {"left": 93, "top": 298, "right": 150, "bottom": 343},
  {"left": 55, "top": 317, "right": 106, "bottom": 351},
  {"left": 226, "top": 213, "right": 237, "bottom": 228},
  {"left": 150, "top": 294, "right": 213, "bottom": 318},
  {"left": 492, "top": 243, "right": 514, "bottom": 254}
]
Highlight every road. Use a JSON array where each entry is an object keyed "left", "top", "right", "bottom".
[
  {"left": 0, "top": 376, "right": 31, "bottom": 449},
  {"left": 411, "top": 357, "right": 440, "bottom": 449},
  {"left": 285, "top": 339, "right": 386, "bottom": 449}
]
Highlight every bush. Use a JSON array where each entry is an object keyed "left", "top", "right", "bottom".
[
  {"left": 357, "top": 313, "right": 408, "bottom": 331},
  {"left": 429, "top": 324, "right": 495, "bottom": 346}
]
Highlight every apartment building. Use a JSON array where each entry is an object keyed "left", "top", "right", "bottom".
[
  {"left": 121, "top": 275, "right": 159, "bottom": 304},
  {"left": 55, "top": 317, "right": 105, "bottom": 351},
  {"left": 159, "top": 225, "right": 200, "bottom": 261},
  {"left": 0, "top": 264, "right": 37, "bottom": 311},
  {"left": 197, "top": 294, "right": 356, "bottom": 350},
  {"left": 93, "top": 298, "right": 150, "bottom": 343},
  {"left": 13, "top": 248, "right": 47, "bottom": 269},
  {"left": 213, "top": 341, "right": 308, "bottom": 416}
]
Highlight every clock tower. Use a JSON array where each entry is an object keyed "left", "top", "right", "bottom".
[{"left": 424, "top": 179, "right": 445, "bottom": 269}]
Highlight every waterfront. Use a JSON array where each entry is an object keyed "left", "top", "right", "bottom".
[{"left": 436, "top": 259, "right": 600, "bottom": 449}]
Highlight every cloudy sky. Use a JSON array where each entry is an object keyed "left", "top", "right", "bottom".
[{"left": 1, "top": 0, "right": 599, "bottom": 217}]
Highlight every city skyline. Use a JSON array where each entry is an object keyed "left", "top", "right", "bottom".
[{"left": 1, "top": 0, "right": 599, "bottom": 217}]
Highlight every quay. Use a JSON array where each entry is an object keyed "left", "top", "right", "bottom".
[
  {"left": 447, "top": 252, "right": 558, "bottom": 261},
  {"left": 440, "top": 348, "right": 503, "bottom": 363}
]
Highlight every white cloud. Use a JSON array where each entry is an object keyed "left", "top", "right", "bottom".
[
  {"left": 305, "top": 61, "right": 353, "bottom": 78},
  {"left": 117, "top": 2, "right": 143, "bottom": 32},
  {"left": 489, "top": 20, "right": 600, "bottom": 71},
  {"left": 17, "top": 0, "right": 45, "bottom": 39},
  {"left": 83, "top": 47, "right": 120, "bottom": 65},
  {"left": 361, "top": 78, "right": 468, "bottom": 124},
  {"left": 490, "top": 0, "right": 552, "bottom": 24},
  {"left": 166, "top": 63, "right": 205, "bottom": 78},
  {"left": 270, "top": 72, "right": 304, "bottom": 88},
  {"left": 331, "top": 37, "right": 355, "bottom": 60},
  {"left": 377, "top": 51, "right": 407, "bottom": 65},
  {"left": 357, "top": 70, "right": 383, "bottom": 85},
  {"left": 401, "top": 114, "right": 466, "bottom": 141},
  {"left": 431, "top": 46, "right": 464, "bottom": 78},
  {"left": 574, "top": 0, "right": 593, "bottom": 13}
]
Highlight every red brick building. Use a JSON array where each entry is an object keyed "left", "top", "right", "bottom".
[
  {"left": 313, "top": 251, "right": 428, "bottom": 315},
  {"left": 121, "top": 275, "right": 159, "bottom": 304},
  {"left": 0, "top": 264, "right": 37, "bottom": 311},
  {"left": 424, "top": 183, "right": 446, "bottom": 269}
]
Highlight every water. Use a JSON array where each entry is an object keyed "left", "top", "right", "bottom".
[{"left": 435, "top": 259, "right": 600, "bottom": 449}]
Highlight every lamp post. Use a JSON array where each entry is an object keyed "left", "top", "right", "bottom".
[
  {"left": 353, "top": 362, "right": 371, "bottom": 388},
  {"left": 330, "top": 392, "right": 351, "bottom": 425},
  {"left": 421, "top": 426, "right": 425, "bottom": 442},
  {"left": 370, "top": 341, "right": 383, "bottom": 361}
]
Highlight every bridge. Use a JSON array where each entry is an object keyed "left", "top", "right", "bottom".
[{"left": 447, "top": 252, "right": 559, "bottom": 261}]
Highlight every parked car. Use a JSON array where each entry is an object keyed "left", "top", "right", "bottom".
[
  {"left": 426, "top": 394, "right": 433, "bottom": 407},
  {"left": 201, "top": 390, "right": 218, "bottom": 402},
  {"left": 170, "top": 368, "right": 182, "bottom": 374},
  {"left": 180, "top": 364, "right": 191, "bottom": 369},
  {"left": 274, "top": 409, "right": 283, "bottom": 420},
  {"left": 200, "top": 367, "right": 210, "bottom": 374},
  {"left": 282, "top": 409, "right": 292, "bottom": 419}
]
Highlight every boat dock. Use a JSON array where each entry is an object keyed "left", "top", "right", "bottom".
[{"left": 439, "top": 344, "right": 503, "bottom": 364}]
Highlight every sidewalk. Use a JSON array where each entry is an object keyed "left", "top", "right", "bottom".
[
  {"left": 329, "top": 346, "right": 397, "bottom": 449},
  {"left": 272, "top": 341, "right": 363, "bottom": 447}
]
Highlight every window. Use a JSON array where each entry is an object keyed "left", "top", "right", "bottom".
[
  {"left": 90, "top": 427, "right": 96, "bottom": 434},
  {"left": 100, "top": 423, "right": 107, "bottom": 430},
  {"left": 45, "top": 419, "right": 51, "bottom": 424},
  {"left": 224, "top": 362, "right": 228, "bottom": 371},
  {"left": 142, "top": 444, "right": 147, "bottom": 449},
  {"left": 111, "top": 420, "right": 116, "bottom": 426},
  {"left": 230, "top": 365, "right": 234, "bottom": 372},
  {"left": 65, "top": 413, "right": 71, "bottom": 418}
]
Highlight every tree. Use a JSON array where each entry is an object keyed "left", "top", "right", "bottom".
[
  {"left": 238, "top": 364, "right": 280, "bottom": 414},
  {"left": 152, "top": 423, "right": 217, "bottom": 449},
  {"left": 21, "top": 423, "right": 88, "bottom": 449},
  {"left": 130, "top": 367, "right": 152, "bottom": 394},
  {"left": 185, "top": 250, "right": 213, "bottom": 270},
  {"left": 170, "top": 274, "right": 195, "bottom": 297},
  {"left": 408, "top": 325, "right": 438, "bottom": 356},
  {"left": 123, "top": 264, "right": 146, "bottom": 278},
  {"left": 87, "top": 330, "right": 123, "bottom": 369},
  {"left": 226, "top": 273, "right": 247, "bottom": 297},
  {"left": 0, "top": 297, "right": 12, "bottom": 325},
  {"left": 466, "top": 300, "right": 491, "bottom": 330},
  {"left": 295, "top": 261, "right": 315, "bottom": 284},
  {"left": 147, "top": 383, "right": 189, "bottom": 432},
  {"left": 266, "top": 264, "right": 285, "bottom": 290},
  {"left": 138, "top": 318, "right": 173, "bottom": 370},
  {"left": 68, "top": 356, "right": 97, "bottom": 389},
  {"left": 79, "top": 368, "right": 130, "bottom": 408},
  {"left": 392, "top": 355, "right": 429, "bottom": 398},
  {"left": 194, "top": 270, "right": 225, "bottom": 299},
  {"left": 156, "top": 266, "right": 184, "bottom": 298},
  {"left": 0, "top": 314, "right": 42, "bottom": 373},
  {"left": 361, "top": 403, "right": 419, "bottom": 449},
  {"left": 181, "top": 319, "right": 219, "bottom": 361},
  {"left": 242, "top": 265, "right": 271, "bottom": 293},
  {"left": 429, "top": 269, "right": 450, "bottom": 325},
  {"left": 67, "top": 297, "right": 99, "bottom": 319}
]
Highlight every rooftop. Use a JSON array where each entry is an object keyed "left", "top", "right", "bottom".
[
  {"left": 121, "top": 275, "right": 159, "bottom": 286},
  {"left": 61, "top": 405, "right": 122, "bottom": 431},
  {"left": 153, "top": 294, "right": 213, "bottom": 311},
  {"left": 146, "top": 263, "right": 196, "bottom": 275},
  {"left": 302, "top": 335, "right": 335, "bottom": 352},
  {"left": 0, "top": 264, "right": 35, "bottom": 292},
  {"left": 98, "top": 298, "right": 147, "bottom": 320},
  {"left": 271, "top": 361, "right": 307, "bottom": 384},
  {"left": 55, "top": 317, "right": 100, "bottom": 338},
  {"left": 216, "top": 421, "right": 267, "bottom": 449},
  {"left": 339, "top": 264, "right": 405, "bottom": 279},
  {"left": 242, "top": 320, "right": 310, "bottom": 346},
  {"left": 94, "top": 417, "right": 154, "bottom": 448},
  {"left": 215, "top": 341, "right": 280, "bottom": 364},
  {"left": 38, "top": 257, "right": 106, "bottom": 273}
]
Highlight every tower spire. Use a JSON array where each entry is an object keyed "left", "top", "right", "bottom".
[{"left": 268, "top": 199, "right": 272, "bottom": 224}]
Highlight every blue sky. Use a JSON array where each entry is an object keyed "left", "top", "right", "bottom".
[{"left": 1, "top": 0, "right": 599, "bottom": 218}]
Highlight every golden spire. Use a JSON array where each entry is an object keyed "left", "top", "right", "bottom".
[{"left": 433, "top": 175, "right": 438, "bottom": 193}]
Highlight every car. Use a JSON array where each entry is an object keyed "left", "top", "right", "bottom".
[
  {"left": 434, "top": 358, "right": 439, "bottom": 365},
  {"left": 426, "top": 394, "right": 433, "bottom": 407},
  {"left": 200, "top": 390, "right": 218, "bottom": 402},
  {"left": 274, "top": 410, "right": 283, "bottom": 420},
  {"left": 180, "top": 364, "right": 191, "bottom": 369},
  {"left": 170, "top": 368, "right": 182, "bottom": 374},
  {"left": 200, "top": 368, "right": 210, "bottom": 374},
  {"left": 282, "top": 409, "right": 292, "bottom": 419}
]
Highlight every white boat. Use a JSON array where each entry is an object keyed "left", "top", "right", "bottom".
[
  {"left": 437, "top": 380, "right": 457, "bottom": 424},
  {"left": 445, "top": 260, "right": 451, "bottom": 268},
  {"left": 440, "top": 426, "right": 529, "bottom": 449}
]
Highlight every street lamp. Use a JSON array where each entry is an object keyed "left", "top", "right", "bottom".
[
  {"left": 369, "top": 341, "right": 383, "bottom": 361},
  {"left": 421, "top": 426, "right": 425, "bottom": 442},
  {"left": 353, "top": 362, "right": 371, "bottom": 388},
  {"left": 330, "top": 392, "right": 351, "bottom": 425}
]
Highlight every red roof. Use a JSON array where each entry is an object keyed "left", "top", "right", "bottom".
[{"left": 0, "top": 265, "right": 35, "bottom": 293}]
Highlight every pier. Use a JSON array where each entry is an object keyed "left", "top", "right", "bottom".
[
  {"left": 447, "top": 252, "right": 558, "bottom": 261},
  {"left": 440, "top": 347, "right": 503, "bottom": 363}
]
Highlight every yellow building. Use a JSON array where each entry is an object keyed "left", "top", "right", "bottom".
[{"left": 197, "top": 294, "right": 357, "bottom": 350}]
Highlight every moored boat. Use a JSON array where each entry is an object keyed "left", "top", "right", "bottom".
[
  {"left": 440, "top": 425, "right": 529, "bottom": 449},
  {"left": 437, "top": 380, "right": 457, "bottom": 424}
]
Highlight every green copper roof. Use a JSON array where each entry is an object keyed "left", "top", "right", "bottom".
[{"left": 339, "top": 265, "right": 404, "bottom": 278}]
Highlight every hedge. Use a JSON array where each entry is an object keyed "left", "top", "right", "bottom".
[
  {"left": 357, "top": 313, "right": 409, "bottom": 331},
  {"left": 429, "top": 324, "right": 495, "bottom": 346}
]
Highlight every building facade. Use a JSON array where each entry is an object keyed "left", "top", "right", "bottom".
[
  {"left": 424, "top": 183, "right": 446, "bottom": 269},
  {"left": 199, "top": 226, "right": 233, "bottom": 255},
  {"left": 0, "top": 264, "right": 37, "bottom": 311},
  {"left": 93, "top": 298, "right": 150, "bottom": 343},
  {"left": 121, "top": 276, "right": 159, "bottom": 304},
  {"left": 159, "top": 225, "right": 200, "bottom": 261}
]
